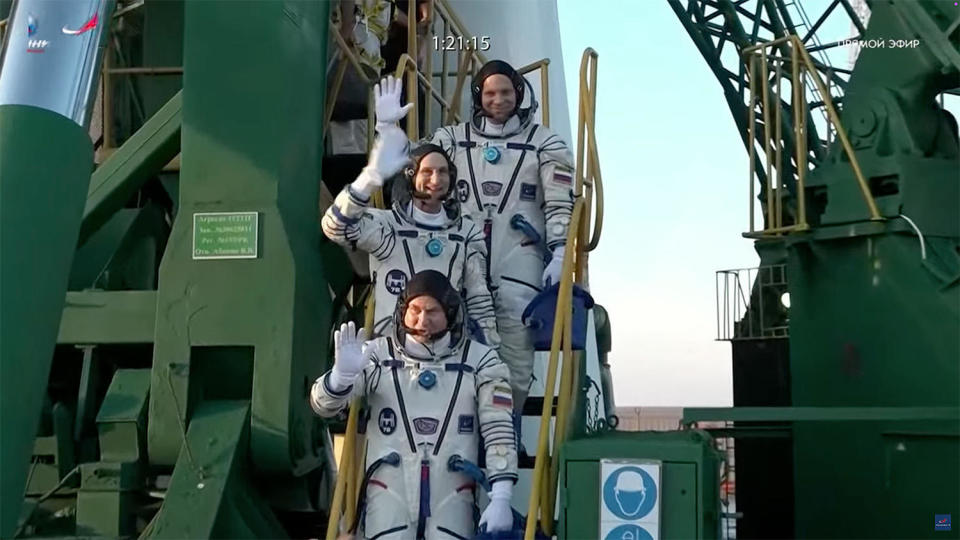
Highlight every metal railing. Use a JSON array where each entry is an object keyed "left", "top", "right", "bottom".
[
  {"left": 782, "top": 0, "right": 842, "bottom": 146},
  {"left": 715, "top": 429, "right": 738, "bottom": 540},
  {"left": 525, "top": 48, "right": 605, "bottom": 540},
  {"left": 94, "top": 1, "right": 184, "bottom": 166},
  {"left": 743, "top": 34, "right": 881, "bottom": 237},
  {"left": 715, "top": 265, "right": 789, "bottom": 341}
]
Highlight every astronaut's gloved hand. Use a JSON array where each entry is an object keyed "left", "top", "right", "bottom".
[
  {"left": 541, "top": 245, "right": 566, "bottom": 287},
  {"left": 352, "top": 125, "right": 410, "bottom": 197},
  {"left": 374, "top": 75, "right": 414, "bottom": 131},
  {"left": 478, "top": 480, "right": 514, "bottom": 533},
  {"left": 329, "top": 322, "right": 369, "bottom": 391}
]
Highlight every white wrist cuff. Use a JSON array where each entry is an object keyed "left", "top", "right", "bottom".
[
  {"left": 352, "top": 168, "right": 381, "bottom": 197},
  {"left": 490, "top": 479, "right": 513, "bottom": 500},
  {"left": 328, "top": 366, "right": 359, "bottom": 391}
]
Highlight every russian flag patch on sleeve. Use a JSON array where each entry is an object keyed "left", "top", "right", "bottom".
[
  {"left": 492, "top": 387, "right": 513, "bottom": 408},
  {"left": 553, "top": 172, "right": 572, "bottom": 185}
]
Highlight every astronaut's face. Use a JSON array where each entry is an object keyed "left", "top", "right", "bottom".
[
  {"left": 404, "top": 295, "right": 448, "bottom": 343},
  {"left": 481, "top": 74, "right": 516, "bottom": 124},
  {"left": 414, "top": 152, "right": 451, "bottom": 204}
]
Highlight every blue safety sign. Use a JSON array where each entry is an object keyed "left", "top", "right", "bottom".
[
  {"left": 602, "top": 466, "right": 658, "bottom": 520},
  {"left": 603, "top": 524, "right": 655, "bottom": 540},
  {"left": 599, "top": 460, "right": 661, "bottom": 540}
]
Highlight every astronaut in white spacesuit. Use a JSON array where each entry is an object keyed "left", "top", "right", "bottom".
[
  {"left": 322, "top": 77, "right": 499, "bottom": 345},
  {"left": 310, "top": 270, "right": 518, "bottom": 539},
  {"left": 426, "top": 60, "right": 576, "bottom": 413}
]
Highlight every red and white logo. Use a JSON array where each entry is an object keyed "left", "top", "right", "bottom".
[{"left": 62, "top": 12, "right": 98, "bottom": 35}]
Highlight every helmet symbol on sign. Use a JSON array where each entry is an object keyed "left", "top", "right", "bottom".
[
  {"left": 602, "top": 466, "right": 657, "bottom": 521},
  {"left": 614, "top": 471, "right": 647, "bottom": 518}
]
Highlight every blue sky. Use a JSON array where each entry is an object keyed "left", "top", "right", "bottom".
[
  {"left": 556, "top": 0, "right": 753, "bottom": 406},
  {"left": 555, "top": 0, "right": 960, "bottom": 406}
]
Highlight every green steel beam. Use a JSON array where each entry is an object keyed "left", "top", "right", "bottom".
[
  {"left": 699, "top": 427, "right": 792, "bottom": 439},
  {"left": 683, "top": 406, "right": 960, "bottom": 424},
  {"left": 57, "top": 291, "right": 157, "bottom": 344},
  {"left": 76, "top": 461, "right": 142, "bottom": 537},
  {"left": 148, "top": 1, "right": 333, "bottom": 482},
  {"left": 79, "top": 91, "right": 181, "bottom": 247},
  {"left": 97, "top": 369, "right": 151, "bottom": 463},
  {"left": 145, "top": 401, "right": 287, "bottom": 539}
]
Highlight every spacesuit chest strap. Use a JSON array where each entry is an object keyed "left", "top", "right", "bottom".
[
  {"left": 385, "top": 338, "right": 418, "bottom": 453},
  {"left": 431, "top": 341, "right": 473, "bottom": 457},
  {"left": 506, "top": 142, "right": 536, "bottom": 151},
  {"left": 379, "top": 359, "right": 474, "bottom": 375},
  {"left": 496, "top": 125, "right": 540, "bottom": 215},
  {"left": 460, "top": 123, "right": 484, "bottom": 213}
]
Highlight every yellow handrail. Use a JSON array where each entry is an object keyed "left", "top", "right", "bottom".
[
  {"left": 543, "top": 286, "right": 576, "bottom": 534},
  {"left": 517, "top": 59, "right": 552, "bottom": 128},
  {"left": 525, "top": 47, "right": 603, "bottom": 540},
  {"left": 743, "top": 34, "right": 880, "bottom": 237},
  {"left": 794, "top": 37, "right": 880, "bottom": 220},
  {"left": 325, "top": 206, "right": 384, "bottom": 540},
  {"left": 524, "top": 198, "right": 585, "bottom": 540},
  {"left": 577, "top": 51, "right": 604, "bottom": 254},
  {"left": 325, "top": 402, "right": 359, "bottom": 540}
]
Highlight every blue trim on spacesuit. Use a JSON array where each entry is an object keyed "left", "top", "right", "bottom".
[
  {"left": 347, "top": 185, "right": 370, "bottom": 205},
  {"left": 330, "top": 204, "right": 361, "bottom": 225},
  {"left": 322, "top": 372, "right": 353, "bottom": 398}
]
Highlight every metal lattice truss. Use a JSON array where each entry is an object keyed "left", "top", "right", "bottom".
[{"left": 669, "top": 0, "right": 869, "bottom": 226}]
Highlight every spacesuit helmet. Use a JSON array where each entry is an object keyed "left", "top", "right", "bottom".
[
  {"left": 471, "top": 59, "right": 538, "bottom": 127},
  {"left": 472, "top": 60, "right": 524, "bottom": 117},
  {"left": 392, "top": 144, "right": 460, "bottom": 220},
  {"left": 393, "top": 269, "right": 465, "bottom": 346}
]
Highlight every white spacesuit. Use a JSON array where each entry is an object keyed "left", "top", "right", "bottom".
[
  {"left": 322, "top": 80, "right": 500, "bottom": 345},
  {"left": 428, "top": 60, "right": 575, "bottom": 408},
  {"left": 311, "top": 270, "right": 518, "bottom": 539}
]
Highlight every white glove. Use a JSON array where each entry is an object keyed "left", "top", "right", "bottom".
[
  {"left": 542, "top": 245, "right": 566, "bottom": 287},
  {"left": 328, "top": 322, "right": 369, "bottom": 390},
  {"left": 351, "top": 125, "right": 410, "bottom": 197},
  {"left": 478, "top": 480, "right": 514, "bottom": 533},
  {"left": 374, "top": 75, "right": 414, "bottom": 131}
]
